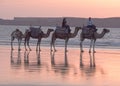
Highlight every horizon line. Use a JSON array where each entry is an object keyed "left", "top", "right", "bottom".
[{"left": 1, "top": 16, "right": 120, "bottom": 20}]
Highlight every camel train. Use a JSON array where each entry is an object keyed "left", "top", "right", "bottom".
[
  {"left": 11, "top": 26, "right": 110, "bottom": 53},
  {"left": 11, "top": 26, "right": 54, "bottom": 51}
]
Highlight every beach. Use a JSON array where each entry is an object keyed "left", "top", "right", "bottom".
[
  {"left": 0, "top": 45, "right": 120, "bottom": 86},
  {"left": 0, "top": 25, "right": 120, "bottom": 86},
  {"left": 0, "top": 0, "right": 120, "bottom": 85}
]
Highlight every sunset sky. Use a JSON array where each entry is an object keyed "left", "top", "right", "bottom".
[{"left": 0, "top": 0, "right": 120, "bottom": 19}]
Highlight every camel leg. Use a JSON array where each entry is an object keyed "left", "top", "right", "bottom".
[
  {"left": 51, "top": 34, "right": 56, "bottom": 52},
  {"left": 93, "top": 40, "right": 96, "bottom": 53},
  {"left": 24, "top": 38, "right": 31, "bottom": 51},
  {"left": 50, "top": 35, "right": 53, "bottom": 51},
  {"left": 18, "top": 39, "right": 21, "bottom": 51},
  {"left": 26, "top": 38, "right": 31, "bottom": 51},
  {"left": 80, "top": 41, "right": 84, "bottom": 52},
  {"left": 24, "top": 38, "right": 27, "bottom": 51},
  {"left": 89, "top": 40, "right": 93, "bottom": 53},
  {"left": 11, "top": 40, "right": 13, "bottom": 50},
  {"left": 36, "top": 41, "right": 39, "bottom": 51},
  {"left": 38, "top": 41, "right": 41, "bottom": 51},
  {"left": 37, "top": 39, "right": 41, "bottom": 51},
  {"left": 50, "top": 40, "right": 53, "bottom": 52},
  {"left": 53, "top": 39, "right": 56, "bottom": 52},
  {"left": 65, "top": 39, "right": 68, "bottom": 52},
  {"left": 51, "top": 37, "right": 56, "bottom": 52},
  {"left": 11, "top": 37, "right": 14, "bottom": 50}
]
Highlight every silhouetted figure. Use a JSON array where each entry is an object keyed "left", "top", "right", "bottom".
[
  {"left": 62, "top": 18, "right": 71, "bottom": 33},
  {"left": 62, "top": 18, "right": 67, "bottom": 28},
  {"left": 87, "top": 17, "right": 97, "bottom": 31},
  {"left": 11, "top": 28, "right": 24, "bottom": 51}
]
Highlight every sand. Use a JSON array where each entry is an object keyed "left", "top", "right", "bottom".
[{"left": 0, "top": 45, "right": 120, "bottom": 86}]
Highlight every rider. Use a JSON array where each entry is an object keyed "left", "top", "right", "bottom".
[
  {"left": 62, "top": 18, "right": 71, "bottom": 34},
  {"left": 85, "top": 17, "right": 97, "bottom": 37},
  {"left": 87, "top": 17, "right": 97, "bottom": 31}
]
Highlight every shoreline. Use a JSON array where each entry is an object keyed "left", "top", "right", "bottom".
[{"left": 1, "top": 45, "right": 120, "bottom": 51}]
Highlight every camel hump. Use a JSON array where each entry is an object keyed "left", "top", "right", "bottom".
[
  {"left": 30, "top": 27, "right": 42, "bottom": 37},
  {"left": 82, "top": 26, "right": 96, "bottom": 35},
  {"left": 55, "top": 26, "right": 69, "bottom": 34},
  {"left": 82, "top": 26, "right": 90, "bottom": 34}
]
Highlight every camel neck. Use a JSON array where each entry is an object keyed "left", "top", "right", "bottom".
[
  {"left": 70, "top": 28, "right": 79, "bottom": 38},
  {"left": 95, "top": 30, "right": 106, "bottom": 38},
  {"left": 43, "top": 30, "right": 51, "bottom": 38}
]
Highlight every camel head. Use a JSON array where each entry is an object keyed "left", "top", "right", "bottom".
[{"left": 103, "top": 28, "right": 110, "bottom": 33}]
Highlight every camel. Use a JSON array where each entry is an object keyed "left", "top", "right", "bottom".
[
  {"left": 24, "top": 28, "right": 54, "bottom": 51},
  {"left": 80, "top": 28, "right": 110, "bottom": 53},
  {"left": 11, "top": 29, "right": 24, "bottom": 51},
  {"left": 51, "top": 27, "right": 81, "bottom": 52}
]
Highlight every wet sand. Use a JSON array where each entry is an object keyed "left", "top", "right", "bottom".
[{"left": 0, "top": 45, "right": 120, "bottom": 86}]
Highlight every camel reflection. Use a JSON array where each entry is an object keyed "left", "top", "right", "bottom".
[
  {"left": 10, "top": 50, "right": 22, "bottom": 69},
  {"left": 50, "top": 51, "right": 69, "bottom": 75},
  {"left": 24, "top": 50, "right": 42, "bottom": 72},
  {"left": 80, "top": 52, "right": 96, "bottom": 77},
  {"left": 24, "top": 51, "right": 30, "bottom": 64},
  {"left": 24, "top": 51, "right": 41, "bottom": 65}
]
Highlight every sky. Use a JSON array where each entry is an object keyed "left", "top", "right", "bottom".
[{"left": 0, "top": 0, "right": 120, "bottom": 19}]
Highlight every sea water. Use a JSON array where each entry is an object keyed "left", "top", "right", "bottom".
[{"left": 0, "top": 25, "right": 119, "bottom": 49}]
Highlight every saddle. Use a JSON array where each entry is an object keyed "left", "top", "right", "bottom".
[
  {"left": 30, "top": 27, "right": 43, "bottom": 37},
  {"left": 82, "top": 26, "right": 95, "bottom": 37},
  {"left": 55, "top": 26, "right": 70, "bottom": 34}
]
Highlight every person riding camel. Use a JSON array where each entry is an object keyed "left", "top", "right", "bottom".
[
  {"left": 62, "top": 18, "right": 71, "bottom": 34},
  {"left": 87, "top": 17, "right": 97, "bottom": 32},
  {"left": 84, "top": 17, "right": 97, "bottom": 37}
]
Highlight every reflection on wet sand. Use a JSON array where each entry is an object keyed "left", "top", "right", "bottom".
[
  {"left": 24, "top": 50, "right": 41, "bottom": 65},
  {"left": 80, "top": 52, "right": 105, "bottom": 77},
  {"left": 50, "top": 51, "right": 69, "bottom": 75},
  {"left": 10, "top": 49, "right": 105, "bottom": 79},
  {"left": 11, "top": 50, "right": 42, "bottom": 72},
  {"left": 24, "top": 50, "right": 42, "bottom": 72},
  {"left": 80, "top": 52, "right": 96, "bottom": 77},
  {"left": 10, "top": 50, "right": 22, "bottom": 69},
  {"left": 24, "top": 51, "right": 30, "bottom": 64},
  {"left": 80, "top": 52, "right": 96, "bottom": 67}
]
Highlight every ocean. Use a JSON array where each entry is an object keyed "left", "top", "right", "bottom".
[{"left": 0, "top": 25, "right": 119, "bottom": 49}]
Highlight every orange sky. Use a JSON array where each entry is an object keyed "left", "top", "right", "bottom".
[{"left": 0, "top": 0, "right": 120, "bottom": 19}]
